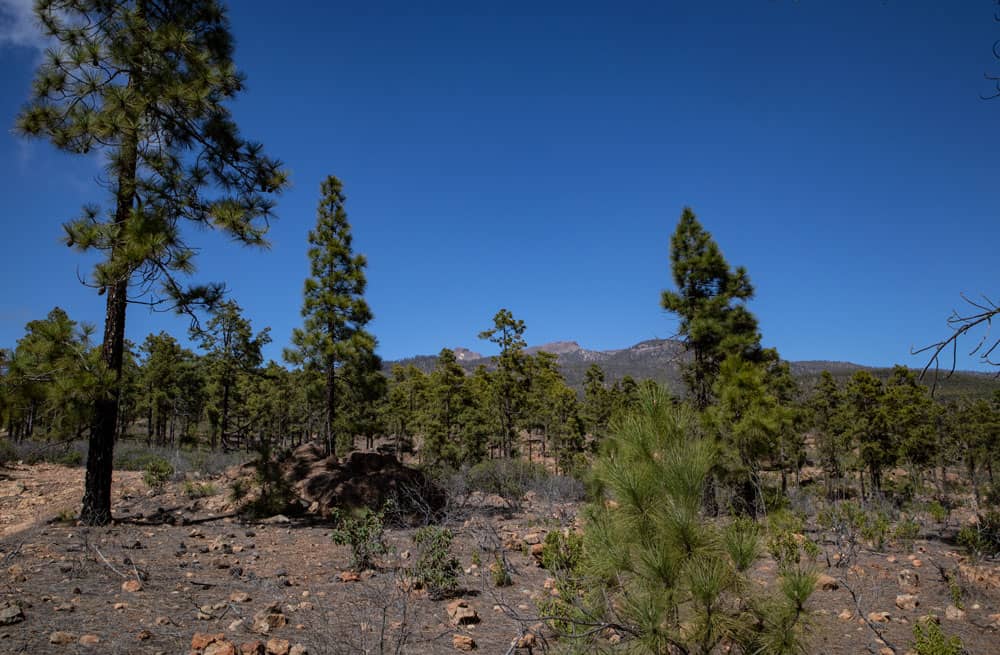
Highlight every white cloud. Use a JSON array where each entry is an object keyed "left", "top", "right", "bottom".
[{"left": 0, "top": 0, "right": 46, "bottom": 50}]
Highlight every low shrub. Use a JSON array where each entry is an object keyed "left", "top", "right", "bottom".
[
  {"left": 410, "top": 526, "right": 461, "bottom": 599},
  {"left": 467, "top": 458, "right": 547, "bottom": 510},
  {"left": 182, "top": 480, "right": 217, "bottom": 499},
  {"left": 142, "top": 457, "right": 174, "bottom": 490},
  {"left": 540, "top": 530, "right": 583, "bottom": 573},
  {"left": 957, "top": 511, "right": 1000, "bottom": 558},
  {"left": 331, "top": 506, "right": 389, "bottom": 572},
  {"left": 912, "top": 620, "right": 964, "bottom": 655}
]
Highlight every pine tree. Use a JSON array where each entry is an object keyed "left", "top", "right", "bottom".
[
  {"left": 842, "top": 370, "right": 893, "bottom": 497},
  {"left": 4, "top": 308, "right": 97, "bottom": 440},
  {"left": 192, "top": 300, "right": 270, "bottom": 450},
  {"left": 660, "top": 208, "right": 761, "bottom": 409},
  {"left": 581, "top": 363, "right": 613, "bottom": 441},
  {"left": 420, "top": 349, "right": 470, "bottom": 468},
  {"left": 16, "top": 0, "right": 287, "bottom": 525},
  {"left": 576, "top": 384, "right": 814, "bottom": 654},
  {"left": 808, "top": 371, "right": 848, "bottom": 498},
  {"left": 478, "top": 308, "right": 528, "bottom": 458},
  {"left": 286, "top": 175, "right": 374, "bottom": 457},
  {"left": 384, "top": 365, "right": 427, "bottom": 457}
]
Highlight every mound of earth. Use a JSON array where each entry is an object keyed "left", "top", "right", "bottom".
[{"left": 283, "top": 443, "right": 445, "bottom": 523}]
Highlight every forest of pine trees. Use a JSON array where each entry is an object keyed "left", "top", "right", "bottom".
[{"left": 2, "top": 3, "right": 999, "bottom": 654}]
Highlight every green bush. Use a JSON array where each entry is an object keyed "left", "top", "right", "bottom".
[
  {"left": 55, "top": 449, "right": 83, "bottom": 467},
  {"left": 957, "top": 511, "right": 1000, "bottom": 558},
  {"left": 331, "top": 506, "right": 389, "bottom": 572},
  {"left": 467, "top": 458, "right": 547, "bottom": 509},
  {"left": 411, "top": 526, "right": 461, "bottom": 600},
  {"left": 142, "top": 457, "right": 174, "bottom": 490},
  {"left": 893, "top": 517, "right": 921, "bottom": 552},
  {"left": 490, "top": 555, "right": 512, "bottom": 587},
  {"left": 183, "top": 480, "right": 217, "bottom": 498},
  {"left": 912, "top": 620, "right": 964, "bottom": 655},
  {"left": 725, "top": 517, "right": 761, "bottom": 572},
  {"left": 229, "top": 478, "right": 249, "bottom": 505},
  {"left": 540, "top": 530, "right": 583, "bottom": 573},
  {"left": 926, "top": 500, "right": 949, "bottom": 524}
]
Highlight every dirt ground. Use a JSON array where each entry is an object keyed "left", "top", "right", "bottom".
[{"left": 1, "top": 462, "right": 999, "bottom": 655}]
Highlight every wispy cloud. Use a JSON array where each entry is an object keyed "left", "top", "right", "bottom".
[{"left": 0, "top": 0, "right": 46, "bottom": 50}]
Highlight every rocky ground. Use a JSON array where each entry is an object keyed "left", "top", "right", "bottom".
[{"left": 1, "top": 461, "right": 999, "bottom": 654}]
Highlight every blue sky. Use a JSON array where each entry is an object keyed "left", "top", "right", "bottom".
[{"left": 0, "top": 0, "right": 997, "bottom": 370}]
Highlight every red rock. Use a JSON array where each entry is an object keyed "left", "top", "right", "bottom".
[
  {"left": 192, "top": 632, "right": 226, "bottom": 650},
  {"left": 204, "top": 641, "right": 238, "bottom": 655},
  {"left": 266, "top": 637, "right": 291, "bottom": 655},
  {"left": 121, "top": 579, "right": 143, "bottom": 593},
  {"left": 452, "top": 634, "right": 477, "bottom": 651}
]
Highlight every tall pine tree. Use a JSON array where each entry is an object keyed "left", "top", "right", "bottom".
[
  {"left": 16, "top": 0, "right": 287, "bottom": 525},
  {"left": 661, "top": 208, "right": 761, "bottom": 409},
  {"left": 286, "top": 175, "right": 375, "bottom": 457}
]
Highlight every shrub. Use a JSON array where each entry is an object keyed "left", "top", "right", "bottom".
[
  {"left": 183, "top": 480, "right": 217, "bottom": 499},
  {"left": 331, "top": 506, "right": 389, "bottom": 572},
  {"left": 912, "top": 620, "right": 964, "bottom": 655},
  {"left": 410, "top": 526, "right": 461, "bottom": 600},
  {"left": 467, "top": 458, "right": 547, "bottom": 510},
  {"left": 725, "top": 517, "right": 761, "bottom": 572},
  {"left": 569, "top": 386, "right": 814, "bottom": 654},
  {"left": 893, "top": 516, "right": 921, "bottom": 552},
  {"left": 926, "top": 500, "right": 949, "bottom": 524},
  {"left": 229, "top": 478, "right": 249, "bottom": 505},
  {"left": 490, "top": 555, "right": 512, "bottom": 587},
  {"left": 540, "top": 530, "right": 583, "bottom": 573},
  {"left": 957, "top": 511, "right": 1000, "bottom": 558},
  {"left": 142, "top": 457, "right": 174, "bottom": 490}
]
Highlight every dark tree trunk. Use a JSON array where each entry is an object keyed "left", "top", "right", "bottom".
[
  {"left": 325, "top": 362, "right": 336, "bottom": 458},
  {"left": 80, "top": 124, "right": 136, "bottom": 526},
  {"left": 80, "top": 279, "right": 128, "bottom": 526}
]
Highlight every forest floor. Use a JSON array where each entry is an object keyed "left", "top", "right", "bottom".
[{"left": 1, "top": 461, "right": 999, "bottom": 655}]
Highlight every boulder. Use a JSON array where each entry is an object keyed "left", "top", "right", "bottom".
[
  {"left": 452, "top": 634, "right": 477, "bottom": 651},
  {"left": 285, "top": 446, "right": 445, "bottom": 524},
  {"left": 447, "top": 600, "right": 480, "bottom": 626}
]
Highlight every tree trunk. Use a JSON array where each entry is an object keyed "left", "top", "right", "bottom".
[
  {"left": 325, "top": 362, "right": 336, "bottom": 458},
  {"left": 80, "top": 123, "right": 137, "bottom": 526},
  {"left": 80, "top": 278, "right": 128, "bottom": 525}
]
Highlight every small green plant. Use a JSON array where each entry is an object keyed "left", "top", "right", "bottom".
[
  {"left": 470, "top": 550, "right": 482, "bottom": 568},
  {"left": 411, "top": 526, "right": 461, "bottom": 600},
  {"left": 55, "top": 508, "right": 76, "bottom": 523},
  {"left": 893, "top": 517, "right": 921, "bottom": 552},
  {"left": 926, "top": 500, "right": 949, "bottom": 524},
  {"left": 331, "top": 506, "right": 389, "bottom": 572},
  {"left": 491, "top": 555, "right": 512, "bottom": 587},
  {"left": 183, "top": 480, "right": 217, "bottom": 499},
  {"left": 724, "top": 517, "right": 761, "bottom": 572},
  {"left": 142, "top": 457, "right": 174, "bottom": 490},
  {"left": 912, "top": 620, "right": 964, "bottom": 655},
  {"left": 957, "top": 511, "right": 1000, "bottom": 558},
  {"left": 861, "top": 511, "right": 891, "bottom": 551},
  {"left": 540, "top": 530, "right": 583, "bottom": 573},
  {"left": 229, "top": 478, "right": 249, "bottom": 505},
  {"left": 55, "top": 449, "right": 83, "bottom": 467},
  {"left": 948, "top": 581, "right": 963, "bottom": 610}
]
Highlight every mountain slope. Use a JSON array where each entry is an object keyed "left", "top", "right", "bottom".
[{"left": 384, "top": 339, "right": 999, "bottom": 400}]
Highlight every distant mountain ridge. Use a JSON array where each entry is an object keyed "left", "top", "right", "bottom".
[{"left": 384, "top": 339, "right": 998, "bottom": 400}]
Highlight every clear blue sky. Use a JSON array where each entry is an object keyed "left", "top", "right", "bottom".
[{"left": 0, "top": 0, "right": 997, "bottom": 370}]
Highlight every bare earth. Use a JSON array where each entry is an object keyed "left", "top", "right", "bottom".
[{"left": 1, "top": 462, "right": 999, "bottom": 654}]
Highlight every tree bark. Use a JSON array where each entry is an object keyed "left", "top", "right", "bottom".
[
  {"left": 80, "top": 126, "right": 137, "bottom": 526},
  {"left": 80, "top": 278, "right": 128, "bottom": 525}
]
